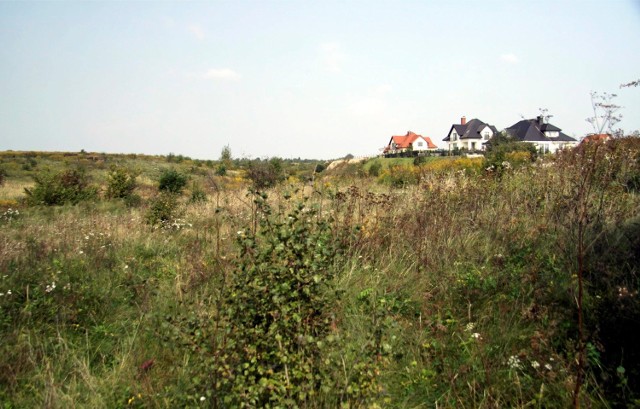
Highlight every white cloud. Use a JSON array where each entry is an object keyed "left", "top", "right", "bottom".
[
  {"left": 500, "top": 53, "right": 519, "bottom": 64},
  {"left": 320, "top": 42, "right": 345, "bottom": 73},
  {"left": 187, "top": 23, "right": 205, "bottom": 40},
  {"left": 203, "top": 68, "right": 241, "bottom": 81}
]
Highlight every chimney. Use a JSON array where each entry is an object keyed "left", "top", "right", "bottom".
[{"left": 461, "top": 116, "right": 466, "bottom": 125}]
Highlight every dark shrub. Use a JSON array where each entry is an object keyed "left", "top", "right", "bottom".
[
  {"left": 245, "top": 158, "right": 285, "bottom": 190},
  {"left": 158, "top": 169, "right": 188, "bottom": 194},
  {"left": 368, "top": 161, "right": 382, "bottom": 177},
  {"left": 24, "top": 168, "right": 98, "bottom": 206},
  {"left": 145, "top": 193, "right": 180, "bottom": 225},
  {"left": 586, "top": 216, "right": 640, "bottom": 405},
  {"left": 105, "top": 166, "right": 137, "bottom": 199},
  {"left": 215, "top": 164, "right": 227, "bottom": 176}
]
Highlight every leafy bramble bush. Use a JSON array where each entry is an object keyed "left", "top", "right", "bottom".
[
  {"left": 157, "top": 193, "right": 383, "bottom": 406},
  {"left": 105, "top": 166, "right": 137, "bottom": 199},
  {"left": 216, "top": 195, "right": 340, "bottom": 406},
  {"left": 158, "top": 168, "right": 187, "bottom": 194},
  {"left": 24, "top": 168, "right": 98, "bottom": 206}
]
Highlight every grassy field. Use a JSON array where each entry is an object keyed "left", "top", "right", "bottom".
[{"left": 1, "top": 142, "right": 640, "bottom": 407}]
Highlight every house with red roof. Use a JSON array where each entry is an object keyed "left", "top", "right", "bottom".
[{"left": 384, "top": 131, "right": 438, "bottom": 155}]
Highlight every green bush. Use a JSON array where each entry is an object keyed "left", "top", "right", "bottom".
[
  {"left": 158, "top": 194, "right": 382, "bottom": 406},
  {"left": 484, "top": 132, "right": 537, "bottom": 172},
  {"left": 214, "top": 163, "right": 227, "bottom": 176},
  {"left": 245, "top": 158, "right": 285, "bottom": 190},
  {"left": 145, "top": 193, "right": 180, "bottom": 225},
  {"left": 368, "top": 161, "right": 382, "bottom": 177},
  {"left": 0, "top": 167, "right": 6, "bottom": 186},
  {"left": 105, "top": 166, "right": 137, "bottom": 199},
  {"left": 24, "top": 168, "right": 98, "bottom": 206},
  {"left": 158, "top": 168, "right": 187, "bottom": 194},
  {"left": 123, "top": 193, "right": 142, "bottom": 208}
]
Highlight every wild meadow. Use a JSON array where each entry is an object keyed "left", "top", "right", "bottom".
[{"left": 1, "top": 140, "right": 639, "bottom": 408}]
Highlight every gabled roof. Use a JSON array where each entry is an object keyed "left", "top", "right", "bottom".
[
  {"left": 505, "top": 117, "right": 577, "bottom": 143},
  {"left": 443, "top": 118, "right": 498, "bottom": 141},
  {"left": 388, "top": 131, "right": 437, "bottom": 149}
]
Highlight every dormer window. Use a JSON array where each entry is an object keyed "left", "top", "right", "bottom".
[{"left": 545, "top": 131, "right": 559, "bottom": 138}]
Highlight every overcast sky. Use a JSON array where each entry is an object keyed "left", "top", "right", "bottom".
[{"left": 1, "top": 1, "right": 639, "bottom": 159}]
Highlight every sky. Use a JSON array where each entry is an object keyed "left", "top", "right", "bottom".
[{"left": 1, "top": 1, "right": 639, "bottom": 160}]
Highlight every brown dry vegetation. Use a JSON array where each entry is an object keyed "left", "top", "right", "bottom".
[{"left": 0, "top": 140, "right": 639, "bottom": 407}]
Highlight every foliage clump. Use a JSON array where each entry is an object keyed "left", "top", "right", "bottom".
[
  {"left": 484, "top": 131, "right": 537, "bottom": 172},
  {"left": 24, "top": 168, "right": 98, "bottom": 206},
  {"left": 145, "top": 192, "right": 181, "bottom": 226},
  {"left": 245, "top": 158, "right": 286, "bottom": 190},
  {"left": 158, "top": 168, "right": 188, "bottom": 194},
  {"left": 105, "top": 166, "right": 137, "bottom": 200},
  {"left": 216, "top": 195, "right": 340, "bottom": 405}
]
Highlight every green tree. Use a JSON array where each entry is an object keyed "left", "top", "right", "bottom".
[{"left": 220, "top": 144, "right": 232, "bottom": 162}]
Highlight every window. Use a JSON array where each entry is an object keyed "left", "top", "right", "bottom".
[{"left": 417, "top": 141, "right": 423, "bottom": 147}]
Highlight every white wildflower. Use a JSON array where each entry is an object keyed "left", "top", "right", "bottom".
[
  {"left": 200, "top": 396, "right": 206, "bottom": 402},
  {"left": 465, "top": 322, "right": 475, "bottom": 332},
  {"left": 508, "top": 355, "right": 522, "bottom": 370},
  {"left": 471, "top": 332, "right": 481, "bottom": 339},
  {"left": 531, "top": 360, "right": 540, "bottom": 369},
  {"left": 545, "top": 363, "right": 552, "bottom": 370}
]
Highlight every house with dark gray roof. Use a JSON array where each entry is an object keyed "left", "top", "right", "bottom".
[
  {"left": 505, "top": 116, "right": 577, "bottom": 153},
  {"left": 443, "top": 116, "right": 498, "bottom": 152}
]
